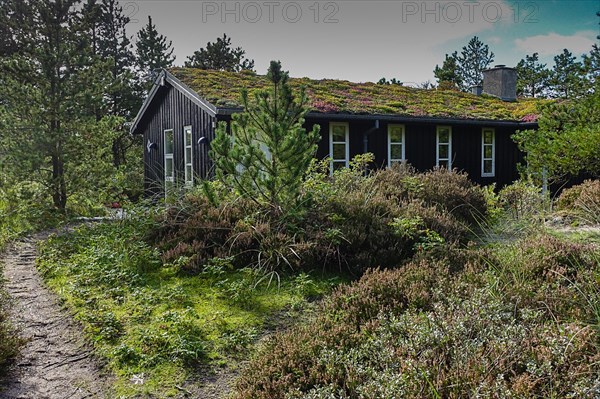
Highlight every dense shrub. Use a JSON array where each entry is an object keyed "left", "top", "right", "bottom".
[
  {"left": 498, "top": 179, "right": 544, "bottom": 220},
  {"left": 492, "top": 234, "right": 600, "bottom": 324},
  {"left": 153, "top": 160, "right": 487, "bottom": 275},
  {"left": 557, "top": 179, "right": 600, "bottom": 225},
  {"left": 418, "top": 167, "right": 488, "bottom": 223},
  {"left": 234, "top": 235, "right": 600, "bottom": 399}
]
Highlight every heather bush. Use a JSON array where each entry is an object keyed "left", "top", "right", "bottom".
[
  {"left": 556, "top": 179, "right": 600, "bottom": 225},
  {"left": 498, "top": 179, "right": 545, "bottom": 220},
  {"left": 152, "top": 158, "right": 484, "bottom": 276},
  {"left": 492, "top": 234, "right": 600, "bottom": 324},
  {"left": 418, "top": 167, "right": 488, "bottom": 224},
  {"left": 234, "top": 235, "right": 600, "bottom": 399}
]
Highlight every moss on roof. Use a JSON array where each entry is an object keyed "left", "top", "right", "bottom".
[{"left": 170, "top": 67, "right": 545, "bottom": 121}]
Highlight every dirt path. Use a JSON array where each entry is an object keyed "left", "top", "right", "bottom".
[{"left": 0, "top": 233, "right": 110, "bottom": 399}]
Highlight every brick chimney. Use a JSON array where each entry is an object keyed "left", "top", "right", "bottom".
[{"left": 482, "top": 65, "right": 517, "bottom": 101}]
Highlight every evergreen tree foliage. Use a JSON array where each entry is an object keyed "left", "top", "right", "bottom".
[
  {"left": 582, "top": 44, "right": 600, "bottom": 90},
  {"left": 377, "top": 78, "right": 403, "bottom": 86},
  {"left": 81, "top": 0, "right": 141, "bottom": 168},
  {"left": 135, "top": 15, "right": 175, "bottom": 88},
  {"left": 0, "top": 0, "right": 132, "bottom": 211},
  {"left": 549, "top": 49, "right": 585, "bottom": 98},
  {"left": 516, "top": 53, "right": 550, "bottom": 98},
  {"left": 185, "top": 34, "right": 254, "bottom": 72},
  {"left": 433, "top": 53, "right": 462, "bottom": 90},
  {"left": 455, "top": 36, "right": 495, "bottom": 90},
  {"left": 514, "top": 85, "right": 600, "bottom": 182},
  {"left": 210, "top": 61, "right": 320, "bottom": 214}
]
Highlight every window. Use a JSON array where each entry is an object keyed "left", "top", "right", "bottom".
[
  {"left": 329, "top": 122, "right": 349, "bottom": 173},
  {"left": 436, "top": 126, "right": 452, "bottom": 169},
  {"left": 482, "top": 128, "right": 495, "bottom": 177},
  {"left": 164, "top": 129, "right": 174, "bottom": 184},
  {"left": 184, "top": 125, "right": 193, "bottom": 186},
  {"left": 388, "top": 124, "right": 405, "bottom": 166}
]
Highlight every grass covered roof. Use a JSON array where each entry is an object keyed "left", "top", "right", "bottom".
[{"left": 170, "top": 67, "right": 544, "bottom": 122}]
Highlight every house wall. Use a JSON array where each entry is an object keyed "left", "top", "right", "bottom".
[
  {"left": 137, "top": 83, "right": 216, "bottom": 196},
  {"left": 308, "top": 118, "right": 523, "bottom": 188},
  {"left": 139, "top": 87, "right": 524, "bottom": 194}
]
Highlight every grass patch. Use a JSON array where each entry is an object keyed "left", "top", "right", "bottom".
[
  {"left": 0, "top": 266, "right": 25, "bottom": 378},
  {"left": 36, "top": 218, "right": 341, "bottom": 398}
]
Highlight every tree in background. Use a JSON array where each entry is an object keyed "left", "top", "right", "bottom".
[
  {"left": 210, "top": 61, "right": 320, "bottom": 214},
  {"left": 94, "top": 0, "right": 142, "bottom": 167},
  {"left": 582, "top": 44, "right": 600, "bottom": 89},
  {"left": 0, "top": 0, "right": 138, "bottom": 212},
  {"left": 1, "top": 0, "right": 110, "bottom": 210},
  {"left": 514, "top": 86, "right": 600, "bottom": 183},
  {"left": 433, "top": 36, "right": 494, "bottom": 91},
  {"left": 549, "top": 49, "right": 585, "bottom": 98},
  {"left": 135, "top": 15, "right": 175, "bottom": 89},
  {"left": 185, "top": 34, "right": 254, "bottom": 72},
  {"left": 455, "top": 36, "right": 495, "bottom": 90},
  {"left": 377, "top": 78, "right": 403, "bottom": 86},
  {"left": 433, "top": 53, "right": 462, "bottom": 90},
  {"left": 516, "top": 53, "right": 550, "bottom": 98}
]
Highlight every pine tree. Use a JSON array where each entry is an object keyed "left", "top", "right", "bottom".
[
  {"left": 455, "top": 36, "right": 495, "bottom": 90},
  {"left": 433, "top": 52, "right": 462, "bottom": 90},
  {"left": 89, "top": 0, "right": 141, "bottom": 168},
  {"left": 135, "top": 15, "right": 175, "bottom": 88},
  {"left": 0, "top": 0, "right": 122, "bottom": 211},
  {"left": 516, "top": 53, "right": 550, "bottom": 98},
  {"left": 549, "top": 49, "right": 584, "bottom": 98},
  {"left": 582, "top": 44, "right": 600, "bottom": 90},
  {"left": 210, "top": 61, "right": 320, "bottom": 214},
  {"left": 185, "top": 34, "right": 254, "bottom": 72}
]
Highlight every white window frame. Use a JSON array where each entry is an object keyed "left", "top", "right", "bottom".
[
  {"left": 481, "top": 128, "right": 495, "bottom": 177},
  {"left": 183, "top": 125, "right": 193, "bottom": 186},
  {"left": 329, "top": 122, "right": 349, "bottom": 174},
  {"left": 387, "top": 124, "right": 406, "bottom": 167},
  {"left": 436, "top": 126, "right": 452, "bottom": 169},
  {"left": 164, "top": 129, "right": 174, "bottom": 185}
]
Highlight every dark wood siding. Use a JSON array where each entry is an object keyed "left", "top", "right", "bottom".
[
  {"left": 139, "top": 83, "right": 216, "bottom": 196},
  {"left": 307, "top": 118, "right": 523, "bottom": 187},
  {"left": 139, "top": 87, "right": 526, "bottom": 194}
]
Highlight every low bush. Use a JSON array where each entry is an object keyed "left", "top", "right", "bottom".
[
  {"left": 557, "top": 179, "right": 600, "bottom": 225},
  {"left": 153, "top": 158, "right": 488, "bottom": 276},
  {"left": 498, "top": 179, "right": 545, "bottom": 220},
  {"left": 234, "top": 235, "right": 600, "bottom": 399}
]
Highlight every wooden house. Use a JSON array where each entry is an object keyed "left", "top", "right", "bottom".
[{"left": 130, "top": 66, "right": 541, "bottom": 195}]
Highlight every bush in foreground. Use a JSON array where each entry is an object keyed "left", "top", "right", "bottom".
[
  {"left": 152, "top": 161, "right": 488, "bottom": 276},
  {"left": 557, "top": 179, "right": 600, "bottom": 225},
  {"left": 234, "top": 235, "right": 600, "bottom": 399}
]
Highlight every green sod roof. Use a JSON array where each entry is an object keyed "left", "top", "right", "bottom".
[{"left": 170, "top": 67, "right": 544, "bottom": 122}]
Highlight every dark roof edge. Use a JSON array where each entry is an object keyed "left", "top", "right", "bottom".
[
  {"left": 164, "top": 70, "right": 218, "bottom": 115},
  {"left": 217, "top": 107, "right": 537, "bottom": 127},
  {"left": 130, "top": 70, "right": 218, "bottom": 134}
]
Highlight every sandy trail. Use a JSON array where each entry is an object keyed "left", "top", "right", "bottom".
[{"left": 0, "top": 233, "right": 109, "bottom": 399}]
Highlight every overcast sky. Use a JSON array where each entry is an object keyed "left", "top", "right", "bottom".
[{"left": 127, "top": 0, "right": 600, "bottom": 85}]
